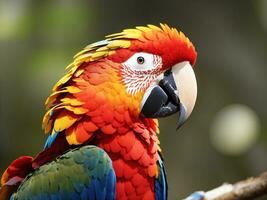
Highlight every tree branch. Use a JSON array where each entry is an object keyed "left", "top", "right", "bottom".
[{"left": 203, "top": 172, "right": 267, "bottom": 200}]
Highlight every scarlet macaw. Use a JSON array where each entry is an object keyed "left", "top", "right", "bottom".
[{"left": 0, "top": 24, "right": 199, "bottom": 200}]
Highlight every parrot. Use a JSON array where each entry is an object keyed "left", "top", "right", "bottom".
[{"left": 0, "top": 23, "right": 199, "bottom": 200}]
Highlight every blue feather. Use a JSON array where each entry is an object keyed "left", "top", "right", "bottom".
[
  {"left": 106, "top": 170, "right": 116, "bottom": 200},
  {"left": 155, "top": 154, "right": 168, "bottom": 200},
  {"left": 43, "top": 132, "right": 58, "bottom": 149}
]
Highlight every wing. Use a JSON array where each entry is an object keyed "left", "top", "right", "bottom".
[
  {"left": 11, "top": 146, "right": 116, "bottom": 200},
  {"left": 155, "top": 153, "right": 168, "bottom": 200}
]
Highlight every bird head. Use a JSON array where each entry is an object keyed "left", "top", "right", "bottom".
[
  {"left": 105, "top": 24, "right": 197, "bottom": 127},
  {"left": 43, "top": 24, "right": 197, "bottom": 145}
]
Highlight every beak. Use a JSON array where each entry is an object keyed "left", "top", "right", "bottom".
[{"left": 140, "top": 61, "right": 197, "bottom": 129}]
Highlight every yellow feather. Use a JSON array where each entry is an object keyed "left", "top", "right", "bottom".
[
  {"left": 53, "top": 111, "right": 80, "bottom": 132},
  {"left": 74, "top": 53, "right": 92, "bottom": 64},
  {"left": 72, "top": 78, "right": 88, "bottom": 85},
  {"left": 164, "top": 23, "right": 172, "bottom": 32},
  {"left": 66, "top": 86, "right": 81, "bottom": 93},
  {"left": 66, "top": 127, "right": 80, "bottom": 145},
  {"left": 160, "top": 23, "right": 169, "bottom": 33},
  {"left": 68, "top": 65, "right": 78, "bottom": 73},
  {"left": 118, "top": 29, "right": 142, "bottom": 39},
  {"left": 172, "top": 28, "right": 179, "bottom": 37},
  {"left": 42, "top": 107, "right": 57, "bottom": 134},
  {"left": 45, "top": 90, "right": 68, "bottom": 107},
  {"left": 91, "top": 51, "right": 108, "bottom": 59},
  {"left": 136, "top": 26, "right": 151, "bottom": 32},
  {"left": 107, "top": 40, "right": 131, "bottom": 49},
  {"left": 73, "top": 49, "right": 92, "bottom": 59},
  {"left": 96, "top": 46, "right": 109, "bottom": 52},
  {"left": 66, "top": 63, "right": 74, "bottom": 70},
  {"left": 64, "top": 105, "right": 88, "bottom": 115},
  {"left": 61, "top": 97, "right": 84, "bottom": 106},
  {"left": 154, "top": 119, "right": 160, "bottom": 134},
  {"left": 157, "top": 144, "right": 162, "bottom": 152},
  {"left": 148, "top": 24, "right": 162, "bottom": 31},
  {"left": 74, "top": 69, "right": 84, "bottom": 77},
  {"left": 52, "top": 74, "right": 72, "bottom": 91},
  {"left": 108, "top": 50, "right": 115, "bottom": 56},
  {"left": 123, "top": 28, "right": 141, "bottom": 34},
  {"left": 106, "top": 32, "right": 123, "bottom": 38},
  {"left": 51, "top": 129, "right": 57, "bottom": 136},
  {"left": 179, "top": 31, "right": 186, "bottom": 39}
]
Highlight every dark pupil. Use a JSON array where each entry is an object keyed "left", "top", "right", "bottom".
[{"left": 137, "top": 56, "right": 145, "bottom": 64}]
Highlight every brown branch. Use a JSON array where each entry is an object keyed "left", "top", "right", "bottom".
[{"left": 203, "top": 172, "right": 267, "bottom": 200}]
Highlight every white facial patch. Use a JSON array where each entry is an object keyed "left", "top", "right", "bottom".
[{"left": 121, "top": 52, "right": 162, "bottom": 95}]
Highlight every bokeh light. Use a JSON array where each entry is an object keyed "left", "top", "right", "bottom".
[{"left": 210, "top": 104, "right": 260, "bottom": 156}]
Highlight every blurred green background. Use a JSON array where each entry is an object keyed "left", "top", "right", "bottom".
[{"left": 0, "top": 0, "right": 267, "bottom": 199}]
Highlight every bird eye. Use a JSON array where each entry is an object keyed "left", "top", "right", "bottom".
[{"left": 137, "top": 56, "right": 145, "bottom": 64}]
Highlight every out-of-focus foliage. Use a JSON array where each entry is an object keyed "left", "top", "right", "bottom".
[{"left": 0, "top": 0, "right": 266, "bottom": 199}]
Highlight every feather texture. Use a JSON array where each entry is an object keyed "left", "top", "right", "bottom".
[{"left": 11, "top": 146, "right": 116, "bottom": 200}]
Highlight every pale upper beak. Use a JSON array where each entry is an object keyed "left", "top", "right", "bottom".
[
  {"left": 171, "top": 61, "right": 197, "bottom": 128},
  {"left": 140, "top": 61, "right": 197, "bottom": 129}
]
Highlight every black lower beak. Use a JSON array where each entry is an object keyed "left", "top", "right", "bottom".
[
  {"left": 141, "top": 70, "right": 186, "bottom": 129},
  {"left": 177, "top": 103, "right": 186, "bottom": 129}
]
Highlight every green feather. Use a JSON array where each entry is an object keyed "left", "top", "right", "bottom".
[{"left": 12, "top": 145, "right": 114, "bottom": 200}]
